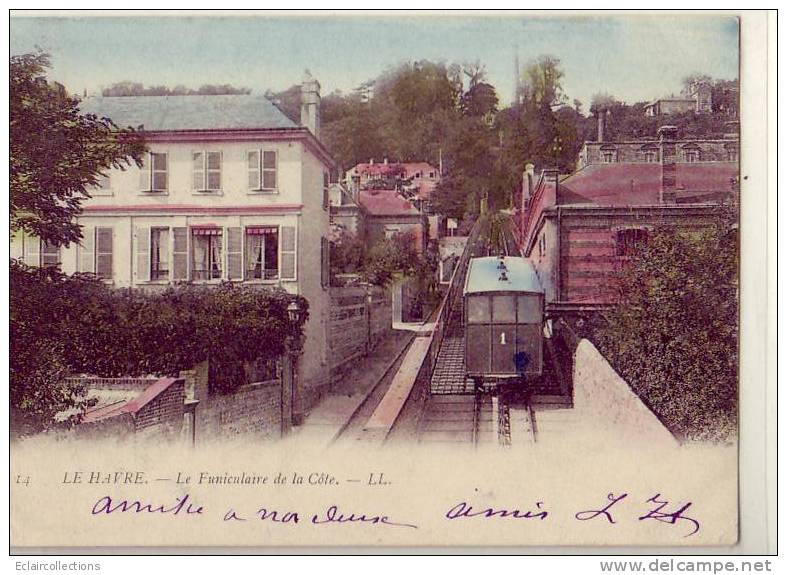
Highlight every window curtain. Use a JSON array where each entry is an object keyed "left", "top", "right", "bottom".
[{"left": 246, "top": 234, "right": 265, "bottom": 279}]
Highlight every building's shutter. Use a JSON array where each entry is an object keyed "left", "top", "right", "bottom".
[
  {"left": 280, "top": 225, "right": 296, "bottom": 280},
  {"left": 207, "top": 151, "right": 222, "bottom": 191},
  {"left": 136, "top": 227, "right": 150, "bottom": 282},
  {"left": 139, "top": 155, "right": 151, "bottom": 191},
  {"left": 227, "top": 227, "right": 243, "bottom": 280},
  {"left": 247, "top": 150, "right": 260, "bottom": 189},
  {"left": 23, "top": 234, "right": 41, "bottom": 267},
  {"left": 10, "top": 230, "right": 23, "bottom": 260},
  {"left": 172, "top": 227, "right": 189, "bottom": 281},
  {"left": 78, "top": 229, "right": 94, "bottom": 273},
  {"left": 192, "top": 151, "right": 204, "bottom": 190},
  {"left": 96, "top": 227, "right": 113, "bottom": 280},
  {"left": 321, "top": 236, "right": 330, "bottom": 288}
]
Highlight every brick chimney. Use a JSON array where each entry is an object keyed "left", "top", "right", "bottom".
[
  {"left": 300, "top": 70, "right": 321, "bottom": 139},
  {"left": 658, "top": 125, "right": 678, "bottom": 204},
  {"left": 597, "top": 112, "right": 605, "bottom": 142}
]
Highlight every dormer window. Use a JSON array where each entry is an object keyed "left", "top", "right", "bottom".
[
  {"left": 683, "top": 145, "right": 701, "bottom": 163},
  {"left": 640, "top": 145, "right": 659, "bottom": 163},
  {"left": 600, "top": 145, "right": 618, "bottom": 163}
]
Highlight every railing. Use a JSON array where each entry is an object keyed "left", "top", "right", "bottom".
[{"left": 417, "top": 216, "right": 487, "bottom": 388}]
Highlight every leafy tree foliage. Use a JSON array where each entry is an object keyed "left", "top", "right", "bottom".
[
  {"left": 593, "top": 211, "right": 738, "bottom": 442},
  {"left": 10, "top": 261, "right": 308, "bottom": 435},
  {"left": 102, "top": 82, "right": 251, "bottom": 96},
  {"left": 11, "top": 53, "right": 146, "bottom": 246}
]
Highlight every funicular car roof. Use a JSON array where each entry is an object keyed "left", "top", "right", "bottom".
[{"left": 463, "top": 256, "right": 544, "bottom": 295}]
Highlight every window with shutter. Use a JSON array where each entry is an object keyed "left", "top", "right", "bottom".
[
  {"left": 23, "top": 234, "right": 41, "bottom": 267},
  {"left": 150, "top": 227, "right": 170, "bottom": 280},
  {"left": 227, "top": 227, "right": 243, "bottom": 280},
  {"left": 136, "top": 227, "right": 150, "bottom": 282},
  {"left": 280, "top": 225, "right": 296, "bottom": 280},
  {"left": 78, "top": 229, "right": 94, "bottom": 273},
  {"left": 95, "top": 227, "right": 113, "bottom": 280},
  {"left": 193, "top": 151, "right": 222, "bottom": 191},
  {"left": 206, "top": 151, "right": 222, "bottom": 191},
  {"left": 139, "top": 157, "right": 151, "bottom": 191},
  {"left": 172, "top": 227, "right": 189, "bottom": 280},
  {"left": 41, "top": 240, "right": 60, "bottom": 268},
  {"left": 151, "top": 152, "right": 168, "bottom": 191},
  {"left": 192, "top": 152, "right": 205, "bottom": 190},
  {"left": 247, "top": 150, "right": 260, "bottom": 189},
  {"left": 262, "top": 151, "right": 277, "bottom": 190}
]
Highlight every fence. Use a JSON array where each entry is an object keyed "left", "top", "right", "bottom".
[{"left": 328, "top": 285, "right": 392, "bottom": 380}]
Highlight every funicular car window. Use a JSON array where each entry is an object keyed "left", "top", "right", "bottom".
[
  {"left": 492, "top": 295, "right": 516, "bottom": 323},
  {"left": 518, "top": 295, "right": 541, "bottom": 323},
  {"left": 466, "top": 296, "right": 490, "bottom": 323}
]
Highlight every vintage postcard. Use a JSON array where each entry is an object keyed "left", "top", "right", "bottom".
[{"left": 7, "top": 10, "right": 774, "bottom": 552}]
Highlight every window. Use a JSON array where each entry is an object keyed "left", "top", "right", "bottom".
[
  {"left": 466, "top": 296, "right": 491, "bottom": 324},
  {"left": 492, "top": 295, "right": 516, "bottom": 323},
  {"left": 601, "top": 149, "right": 617, "bottom": 163},
  {"left": 150, "top": 228, "right": 170, "bottom": 280},
  {"left": 15, "top": 236, "right": 62, "bottom": 269},
  {"left": 245, "top": 226, "right": 279, "bottom": 280},
  {"left": 615, "top": 228, "right": 649, "bottom": 257},
  {"left": 248, "top": 150, "right": 277, "bottom": 191},
  {"left": 726, "top": 146, "right": 738, "bottom": 162},
  {"left": 79, "top": 227, "right": 112, "bottom": 279},
  {"left": 641, "top": 147, "right": 659, "bottom": 163},
  {"left": 139, "top": 152, "right": 168, "bottom": 192},
  {"left": 429, "top": 171, "right": 435, "bottom": 178},
  {"left": 191, "top": 228, "right": 223, "bottom": 280},
  {"left": 683, "top": 146, "right": 701, "bottom": 163},
  {"left": 193, "top": 151, "right": 222, "bottom": 191},
  {"left": 41, "top": 240, "right": 61, "bottom": 268},
  {"left": 95, "top": 228, "right": 113, "bottom": 279}
]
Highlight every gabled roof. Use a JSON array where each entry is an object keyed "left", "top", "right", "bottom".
[
  {"left": 79, "top": 95, "right": 297, "bottom": 131},
  {"left": 358, "top": 189, "right": 421, "bottom": 217},
  {"left": 557, "top": 162, "right": 738, "bottom": 206}
]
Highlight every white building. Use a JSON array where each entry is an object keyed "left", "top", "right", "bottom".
[{"left": 11, "top": 78, "right": 336, "bottom": 418}]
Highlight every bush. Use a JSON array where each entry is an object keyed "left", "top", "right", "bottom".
[
  {"left": 593, "top": 214, "right": 738, "bottom": 443},
  {"left": 10, "top": 260, "right": 308, "bottom": 434}
]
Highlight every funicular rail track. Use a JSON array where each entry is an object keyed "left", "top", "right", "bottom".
[{"left": 349, "top": 214, "right": 561, "bottom": 447}]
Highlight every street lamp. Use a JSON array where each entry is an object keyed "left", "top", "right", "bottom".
[
  {"left": 284, "top": 298, "right": 303, "bottom": 431},
  {"left": 287, "top": 300, "right": 301, "bottom": 323}
]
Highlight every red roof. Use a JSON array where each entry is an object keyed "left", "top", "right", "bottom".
[
  {"left": 559, "top": 162, "right": 738, "bottom": 206},
  {"left": 353, "top": 161, "right": 438, "bottom": 179},
  {"left": 358, "top": 189, "right": 421, "bottom": 216},
  {"left": 82, "top": 377, "right": 181, "bottom": 424}
]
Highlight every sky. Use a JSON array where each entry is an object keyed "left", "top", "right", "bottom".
[{"left": 10, "top": 13, "right": 739, "bottom": 109}]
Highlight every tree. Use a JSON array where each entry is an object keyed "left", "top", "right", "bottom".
[
  {"left": 103, "top": 82, "right": 251, "bottom": 97},
  {"left": 521, "top": 55, "right": 567, "bottom": 109},
  {"left": 11, "top": 52, "right": 146, "bottom": 246},
  {"left": 594, "top": 210, "right": 738, "bottom": 442}
]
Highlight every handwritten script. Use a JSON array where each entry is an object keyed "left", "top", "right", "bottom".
[{"left": 89, "top": 491, "right": 700, "bottom": 537}]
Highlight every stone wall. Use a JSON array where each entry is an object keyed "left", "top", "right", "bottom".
[
  {"left": 195, "top": 380, "right": 282, "bottom": 440},
  {"left": 328, "top": 285, "right": 392, "bottom": 381},
  {"left": 572, "top": 339, "right": 677, "bottom": 446},
  {"left": 133, "top": 379, "right": 185, "bottom": 438}
]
